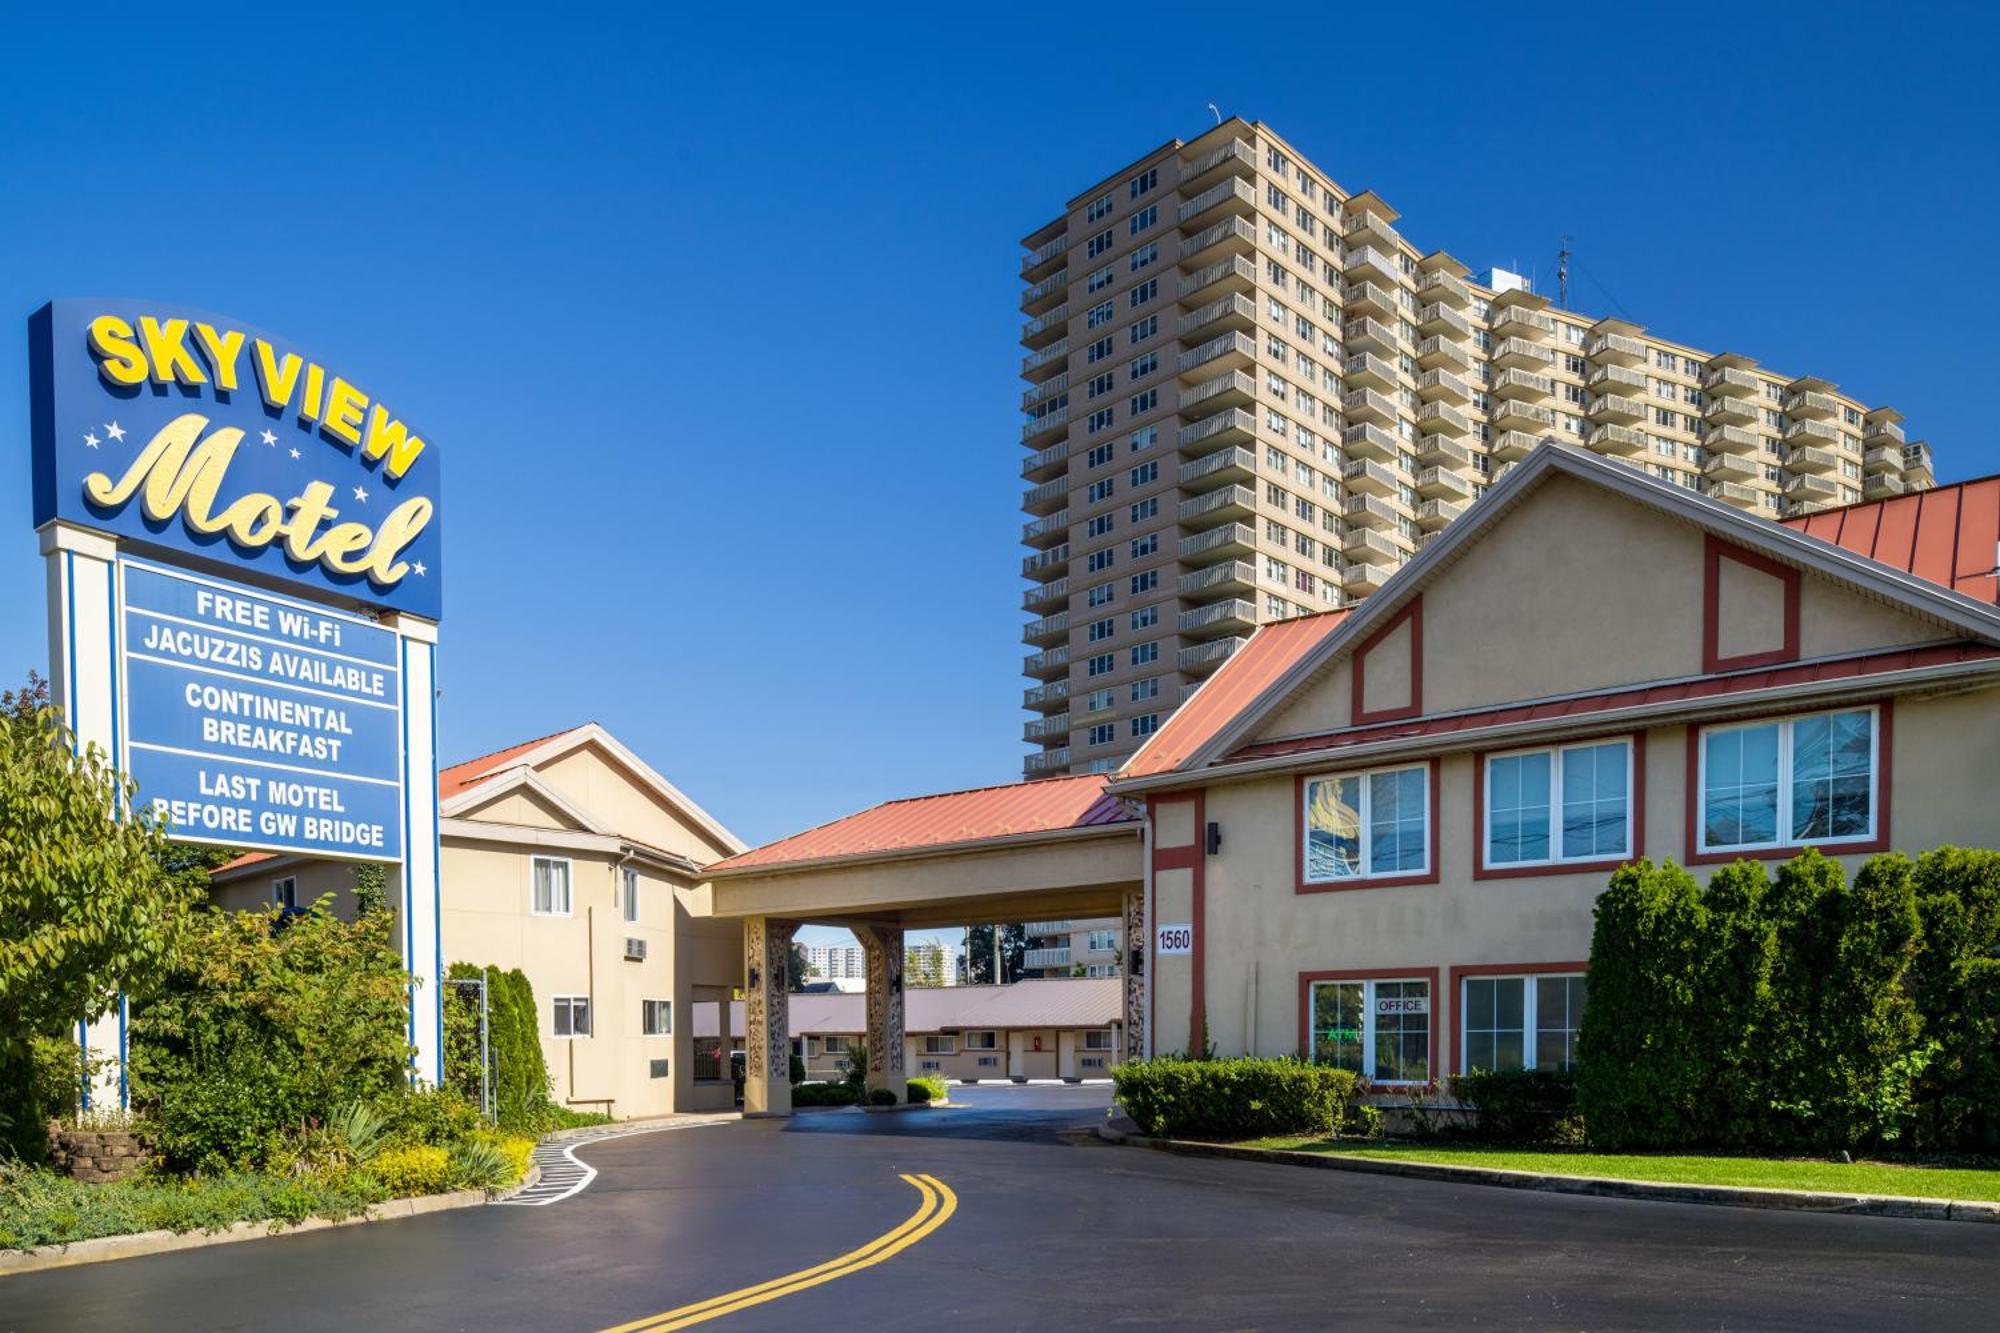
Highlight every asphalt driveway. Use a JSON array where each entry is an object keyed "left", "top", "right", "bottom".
[{"left": 6, "top": 1082, "right": 1998, "bottom": 1331}]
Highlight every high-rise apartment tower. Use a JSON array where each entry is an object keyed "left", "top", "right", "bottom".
[{"left": 1019, "top": 118, "right": 1937, "bottom": 776}]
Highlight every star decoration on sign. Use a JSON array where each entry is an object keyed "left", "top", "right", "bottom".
[
  {"left": 412, "top": 561, "right": 427, "bottom": 577},
  {"left": 260, "top": 429, "right": 277, "bottom": 446},
  {"left": 288, "top": 448, "right": 301, "bottom": 459},
  {"left": 82, "top": 431, "right": 100, "bottom": 448},
  {"left": 104, "top": 421, "right": 125, "bottom": 442},
  {"left": 353, "top": 486, "right": 369, "bottom": 502}
]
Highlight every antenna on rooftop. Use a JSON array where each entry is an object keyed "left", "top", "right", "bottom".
[
  {"left": 1557, "top": 234, "right": 1572, "bottom": 310},
  {"left": 1207, "top": 102, "right": 1222, "bottom": 126}
]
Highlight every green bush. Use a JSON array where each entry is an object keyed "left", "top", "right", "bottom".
[
  {"left": 1909, "top": 848, "right": 2000, "bottom": 1150},
  {"left": 867, "top": 1088, "right": 899, "bottom": 1107},
  {"left": 789, "top": 1054, "right": 807, "bottom": 1086},
  {"left": 1112, "top": 1057, "right": 1356, "bottom": 1141},
  {"left": 906, "top": 1076, "right": 946, "bottom": 1105},
  {"left": 382, "top": 1087, "right": 481, "bottom": 1148},
  {"left": 1449, "top": 1069, "right": 1578, "bottom": 1143},
  {"left": 129, "top": 902, "right": 412, "bottom": 1172},
  {"left": 791, "top": 1082, "right": 859, "bottom": 1108},
  {"left": 1580, "top": 850, "right": 1944, "bottom": 1153},
  {"left": 0, "top": 1161, "right": 384, "bottom": 1252},
  {"left": 367, "top": 1144, "right": 450, "bottom": 1197}
]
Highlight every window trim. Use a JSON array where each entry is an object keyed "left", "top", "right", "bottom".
[
  {"left": 963, "top": 1030, "right": 999, "bottom": 1051},
  {"left": 1082, "top": 1028, "right": 1115, "bottom": 1052},
  {"left": 552, "top": 994, "right": 591, "bottom": 1039},
  {"left": 922, "top": 1034, "right": 957, "bottom": 1056},
  {"left": 271, "top": 876, "right": 297, "bottom": 909},
  {"left": 530, "top": 855, "right": 574, "bottom": 918},
  {"left": 1295, "top": 966, "right": 1439, "bottom": 1087},
  {"left": 641, "top": 998, "right": 672, "bottom": 1037},
  {"left": 1685, "top": 701, "right": 1890, "bottom": 864},
  {"left": 621, "top": 866, "right": 640, "bottom": 924},
  {"left": 1294, "top": 758, "right": 1441, "bottom": 893},
  {"left": 1448, "top": 962, "right": 1588, "bottom": 1075},
  {"left": 1474, "top": 734, "right": 1644, "bottom": 879}
]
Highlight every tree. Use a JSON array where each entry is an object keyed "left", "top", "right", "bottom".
[
  {"left": 963, "top": 923, "right": 1028, "bottom": 985},
  {"left": 787, "top": 940, "right": 814, "bottom": 992},
  {"left": 0, "top": 675, "right": 198, "bottom": 1052}
]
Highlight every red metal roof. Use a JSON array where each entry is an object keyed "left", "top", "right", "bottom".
[
  {"left": 1227, "top": 641, "right": 2000, "bottom": 766},
  {"left": 1121, "top": 609, "right": 1349, "bottom": 778},
  {"left": 1783, "top": 475, "right": 2000, "bottom": 606},
  {"left": 709, "top": 773, "right": 1137, "bottom": 873},
  {"left": 437, "top": 724, "right": 590, "bottom": 797}
]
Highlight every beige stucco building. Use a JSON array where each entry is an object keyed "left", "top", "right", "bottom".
[
  {"left": 716, "top": 446, "right": 1998, "bottom": 1107},
  {"left": 1020, "top": 117, "right": 1942, "bottom": 777},
  {"left": 212, "top": 723, "right": 746, "bottom": 1118},
  {"left": 1020, "top": 917, "right": 1123, "bottom": 978}
]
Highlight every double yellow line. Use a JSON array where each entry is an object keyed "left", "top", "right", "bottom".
[{"left": 601, "top": 1173, "right": 957, "bottom": 1332}]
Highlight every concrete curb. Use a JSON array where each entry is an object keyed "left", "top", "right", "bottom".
[
  {"left": 1095, "top": 1126, "right": 2000, "bottom": 1225},
  {"left": 538, "top": 1113, "right": 738, "bottom": 1143},
  {"left": 0, "top": 1162, "right": 543, "bottom": 1279}
]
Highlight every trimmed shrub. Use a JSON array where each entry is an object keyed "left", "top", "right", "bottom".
[
  {"left": 1449, "top": 1069, "right": 1577, "bottom": 1143},
  {"left": 1575, "top": 859, "right": 1720, "bottom": 1149},
  {"left": 791, "top": 1082, "right": 859, "bottom": 1108},
  {"left": 789, "top": 1054, "right": 807, "bottom": 1087},
  {"left": 1112, "top": 1057, "right": 1356, "bottom": 1141},
  {"left": 367, "top": 1144, "right": 451, "bottom": 1197},
  {"left": 907, "top": 1076, "right": 946, "bottom": 1105},
  {"left": 1910, "top": 847, "right": 2000, "bottom": 1150},
  {"left": 867, "top": 1088, "right": 899, "bottom": 1107},
  {"left": 383, "top": 1087, "right": 480, "bottom": 1149},
  {"left": 1751, "top": 850, "right": 1927, "bottom": 1150}
]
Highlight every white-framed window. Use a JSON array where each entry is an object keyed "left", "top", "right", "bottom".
[
  {"left": 819, "top": 1035, "right": 850, "bottom": 1055},
  {"left": 271, "top": 876, "right": 297, "bottom": 909},
  {"left": 532, "top": 856, "right": 572, "bottom": 916},
  {"left": 963, "top": 1030, "right": 999, "bottom": 1051},
  {"left": 1308, "top": 977, "right": 1430, "bottom": 1083},
  {"left": 1082, "top": 1029, "right": 1114, "bottom": 1051},
  {"left": 1461, "top": 974, "right": 1586, "bottom": 1073},
  {"left": 922, "top": 1035, "right": 957, "bottom": 1055},
  {"left": 552, "top": 994, "right": 591, "bottom": 1038},
  {"left": 622, "top": 867, "right": 640, "bottom": 923},
  {"left": 1698, "top": 706, "right": 1878, "bottom": 853},
  {"left": 1087, "top": 930, "right": 1118, "bottom": 952},
  {"left": 1485, "top": 739, "right": 1633, "bottom": 867},
  {"left": 1303, "top": 763, "right": 1429, "bottom": 882},
  {"left": 641, "top": 999, "right": 672, "bottom": 1036}
]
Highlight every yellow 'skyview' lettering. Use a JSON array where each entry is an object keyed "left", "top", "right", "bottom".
[
  {"left": 192, "top": 323, "right": 247, "bottom": 392},
  {"left": 82, "top": 414, "right": 431, "bottom": 586},
  {"left": 253, "top": 339, "right": 303, "bottom": 411},
  {"left": 87, "top": 316, "right": 148, "bottom": 386},
  {"left": 322, "top": 377, "right": 367, "bottom": 447},
  {"left": 85, "top": 315, "right": 432, "bottom": 482},
  {"left": 138, "top": 317, "right": 206, "bottom": 387}
]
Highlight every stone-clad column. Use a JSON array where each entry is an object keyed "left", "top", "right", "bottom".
[
  {"left": 1122, "top": 883, "right": 1147, "bottom": 1062},
  {"left": 742, "top": 916, "right": 799, "bottom": 1116},
  {"left": 852, "top": 924, "right": 906, "bottom": 1097}
]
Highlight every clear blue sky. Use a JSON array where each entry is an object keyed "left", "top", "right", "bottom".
[{"left": 3, "top": 9, "right": 1996, "bottom": 952}]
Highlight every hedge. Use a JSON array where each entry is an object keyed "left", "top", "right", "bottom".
[
  {"left": 1112, "top": 1057, "right": 1356, "bottom": 1140},
  {"left": 1448, "top": 1069, "right": 1578, "bottom": 1144},
  {"left": 1577, "top": 849, "right": 1996, "bottom": 1153},
  {"left": 907, "top": 1076, "right": 946, "bottom": 1104}
]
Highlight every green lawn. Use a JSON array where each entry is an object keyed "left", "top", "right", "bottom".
[{"left": 1236, "top": 1139, "right": 2000, "bottom": 1202}]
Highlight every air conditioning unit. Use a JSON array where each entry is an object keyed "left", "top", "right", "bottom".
[{"left": 623, "top": 937, "right": 647, "bottom": 961}]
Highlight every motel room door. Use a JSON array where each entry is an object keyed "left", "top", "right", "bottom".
[{"left": 1019, "top": 1030, "right": 1058, "bottom": 1080}]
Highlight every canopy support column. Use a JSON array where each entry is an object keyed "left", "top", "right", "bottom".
[
  {"left": 743, "top": 916, "right": 798, "bottom": 1116},
  {"left": 852, "top": 924, "right": 906, "bottom": 1099}
]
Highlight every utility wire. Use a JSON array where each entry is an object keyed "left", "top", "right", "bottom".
[{"left": 1573, "top": 254, "right": 1635, "bottom": 321}]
